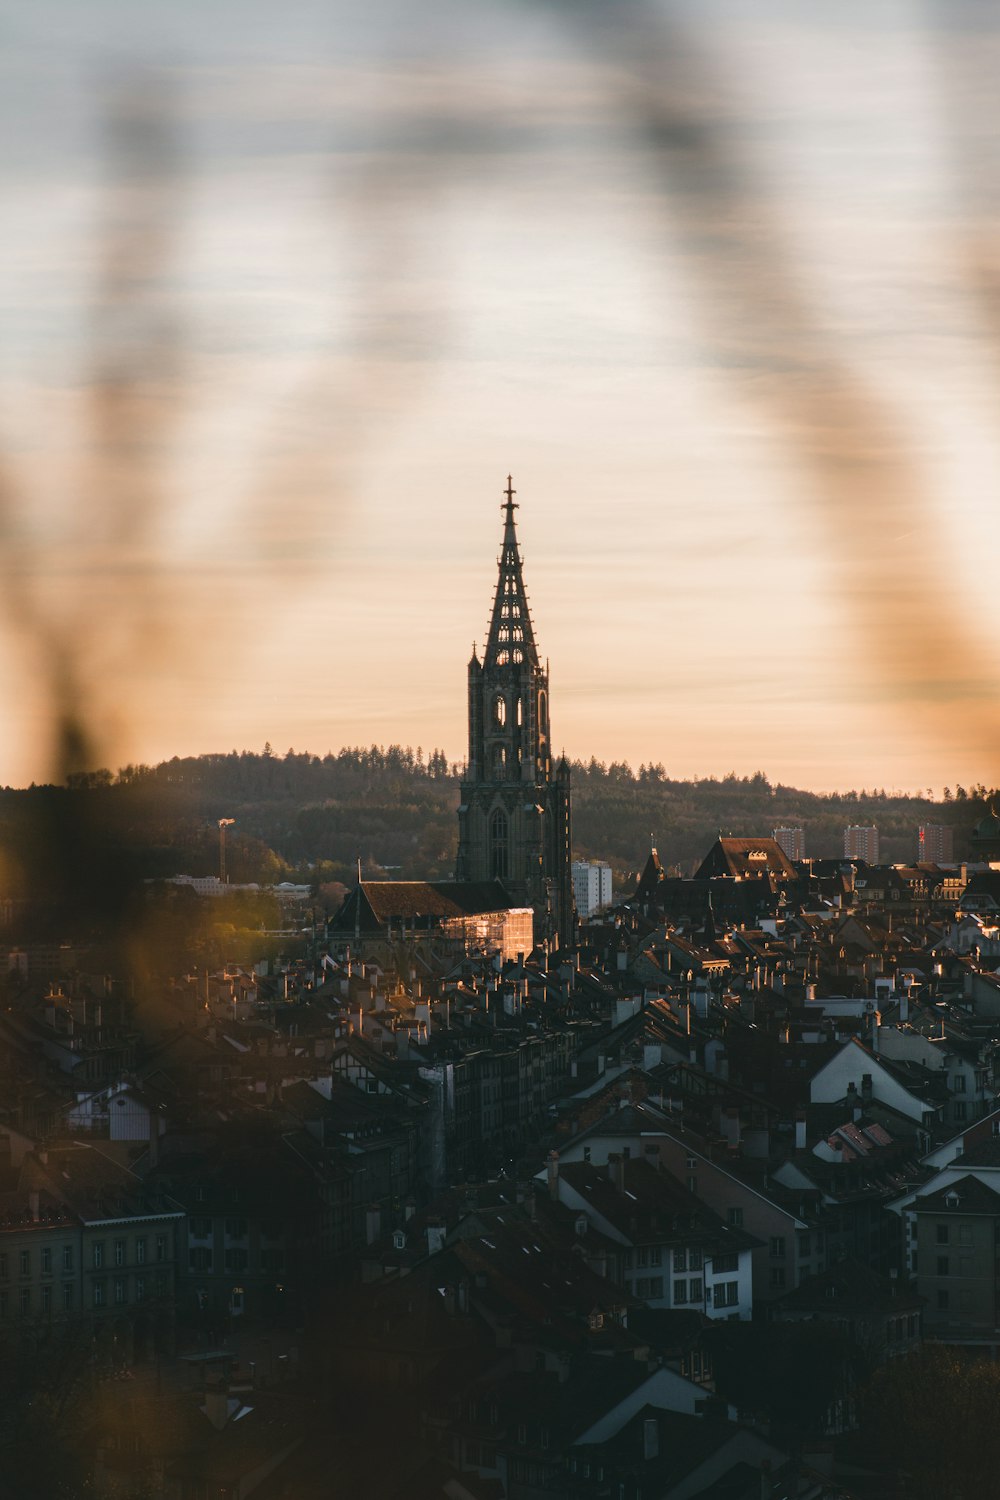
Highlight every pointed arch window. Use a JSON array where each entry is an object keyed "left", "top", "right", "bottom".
[
  {"left": 490, "top": 808, "right": 509, "bottom": 880},
  {"left": 493, "top": 694, "right": 506, "bottom": 727},
  {"left": 492, "top": 744, "right": 507, "bottom": 779}
]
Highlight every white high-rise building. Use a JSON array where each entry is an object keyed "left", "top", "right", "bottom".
[{"left": 572, "top": 860, "right": 613, "bottom": 919}]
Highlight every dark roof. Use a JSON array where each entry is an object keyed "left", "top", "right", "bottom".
[
  {"left": 694, "top": 838, "right": 798, "bottom": 882},
  {"left": 558, "top": 1158, "right": 758, "bottom": 1254},
  {"left": 772, "top": 1258, "right": 921, "bottom": 1316},
  {"left": 330, "top": 880, "right": 520, "bottom": 933},
  {"left": 916, "top": 1174, "right": 1000, "bottom": 1215}
]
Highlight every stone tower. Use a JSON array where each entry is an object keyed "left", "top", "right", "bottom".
[{"left": 455, "top": 477, "right": 574, "bottom": 947}]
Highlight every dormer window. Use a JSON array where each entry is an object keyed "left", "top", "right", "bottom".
[
  {"left": 575, "top": 1214, "right": 588, "bottom": 1237},
  {"left": 945, "top": 1191, "right": 961, "bottom": 1210},
  {"left": 393, "top": 1230, "right": 406, "bottom": 1251}
]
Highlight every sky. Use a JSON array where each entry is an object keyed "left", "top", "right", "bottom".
[{"left": 1, "top": 0, "right": 999, "bottom": 793}]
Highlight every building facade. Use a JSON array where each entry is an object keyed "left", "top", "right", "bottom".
[
  {"left": 456, "top": 478, "right": 573, "bottom": 946},
  {"left": 918, "top": 823, "right": 954, "bottom": 863},
  {"left": 772, "top": 827, "right": 805, "bottom": 861},
  {"left": 844, "top": 825, "right": 880, "bottom": 863},
  {"left": 572, "top": 861, "right": 613, "bottom": 919}
]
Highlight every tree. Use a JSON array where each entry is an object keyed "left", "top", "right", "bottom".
[{"left": 861, "top": 1348, "right": 1000, "bottom": 1499}]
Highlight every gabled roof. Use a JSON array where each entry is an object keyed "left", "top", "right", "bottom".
[
  {"left": 694, "top": 838, "right": 797, "bottom": 883},
  {"left": 331, "top": 880, "right": 519, "bottom": 933},
  {"left": 773, "top": 1258, "right": 921, "bottom": 1316},
  {"left": 914, "top": 1173, "right": 1000, "bottom": 1216}
]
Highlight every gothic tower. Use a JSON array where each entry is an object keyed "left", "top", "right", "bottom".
[{"left": 456, "top": 477, "right": 574, "bottom": 947}]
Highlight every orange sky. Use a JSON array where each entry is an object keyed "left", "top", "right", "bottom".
[{"left": 1, "top": 2, "right": 999, "bottom": 793}]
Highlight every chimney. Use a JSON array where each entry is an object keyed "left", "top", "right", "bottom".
[
  {"left": 847, "top": 1082, "right": 862, "bottom": 1122},
  {"left": 204, "top": 1379, "right": 230, "bottom": 1431},
  {"left": 643, "top": 1416, "right": 659, "bottom": 1461},
  {"left": 608, "top": 1152, "right": 626, "bottom": 1195},
  {"left": 547, "top": 1150, "right": 560, "bottom": 1202},
  {"left": 426, "top": 1218, "right": 446, "bottom": 1255},
  {"left": 365, "top": 1203, "right": 381, "bottom": 1245},
  {"left": 899, "top": 989, "right": 910, "bottom": 1023},
  {"left": 794, "top": 1112, "right": 807, "bottom": 1151},
  {"left": 722, "top": 1108, "right": 741, "bottom": 1153},
  {"left": 861, "top": 1073, "right": 873, "bottom": 1108}
]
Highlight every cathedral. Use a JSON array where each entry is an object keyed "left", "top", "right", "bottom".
[{"left": 455, "top": 478, "right": 574, "bottom": 947}]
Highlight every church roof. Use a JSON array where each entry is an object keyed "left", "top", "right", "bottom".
[{"left": 330, "top": 880, "right": 521, "bottom": 933}]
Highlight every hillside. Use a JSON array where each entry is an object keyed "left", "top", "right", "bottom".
[{"left": 0, "top": 749, "right": 993, "bottom": 932}]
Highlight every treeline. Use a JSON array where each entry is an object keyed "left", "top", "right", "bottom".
[{"left": 1, "top": 749, "right": 995, "bottom": 923}]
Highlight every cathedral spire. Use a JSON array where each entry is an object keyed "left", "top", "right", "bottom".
[{"left": 486, "top": 473, "right": 538, "bottom": 669}]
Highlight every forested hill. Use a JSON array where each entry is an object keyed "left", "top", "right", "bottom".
[{"left": 2, "top": 748, "right": 993, "bottom": 913}]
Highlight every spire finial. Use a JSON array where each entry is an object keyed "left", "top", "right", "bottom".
[{"left": 503, "top": 474, "right": 517, "bottom": 518}]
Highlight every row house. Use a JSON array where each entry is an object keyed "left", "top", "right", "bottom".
[{"left": 543, "top": 1154, "right": 756, "bottom": 1321}]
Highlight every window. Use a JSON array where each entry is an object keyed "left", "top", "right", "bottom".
[
  {"left": 493, "top": 694, "right": 506, "bottom": 728},
  {"left": 770, "top": 1267, "right": 786, "bottom": 1290},
  {"left": 649, "top": 1246, "right": 661, "bottom": 1265},
  {"left": 63, "top": 1285, "right": 73, "bottom": 1311},
  {"left": 41, "top": 1285, "right": 51, "bottom": 1314},
  {"left": 713, "top": 1253, "right": 738, "bottom": 1274},
  {"left": 717, "top": 1281, "right": 740, "bottom": 1307},
  {"left": 673, "top": 1250, "right": 687, "bottom": 1272},
  {"left": 136, "top": 1237, "right": 147, "bottom": 1264},
  {"left": 135, "top": 1278, "right": 145, "bottom": 1303},
  {"left": 189, "top": 1248, "right": 213, "bottom": 1272},
  {"left": 41, "top": 1248, "right": 52, "bottom": 1275},
  {"left": 92, "top": 1242, "right": 104, "bottom": 1269},
  {"left": 156, "top": 1235, "right": 167, "bottom": 1263},
  {"left": 954, "top": 1102, "right": 967, "bottom": 1121},
  {"left": 224, "top": 1249, "right": 248, "bottom": 1273},
  {"left": 689, "top": 1278, "right": 703, "bottom": 1301},
  {"left": 224, "top": 1219, "right": 248, "bottom": 1241},
  {"left": 115, "top": 1239, "right": 126, "bottom": 1267},
  {"left": 19, "top": 1251, "right": 29, "bottom": 1278},
  {"left": 490, "top": 808, "right": 509, "bottom": 880},
  {"left": 93, "top": 1282, "right": 105, "bottom": 1308},
  {"left": 797, "top": 1232, "right": 811, "bottom": 1258},
  {"left": 954, "top": 1075, "right": 967, "bottom": 1092},
  {"left": 727, "top": 1208, "right": 743, "bottom": 1228},
  {"left": 936, "top": 1224, "right": 950, "bottom": 1245},
  {"left": 688, "top": 1250, "right": 702, "bottom": 1271},
  {"left": 188, "top": 1220, "right": 210, "bottom": 1241},
  {"left": 62, "top": 1246, "right": 73, "bottom": 1273},
  {"left": 960, "top": 1224, "right": 973, "bottom": 1246},
  {"left": 937, "top": 1255, "right": 950, "bottom": 1276},
  {"left": 19, "top": 1289, "right": 30, "bottom": 1316},
  {"left": 769, "top": 1236, "right": 786, "bottom": 1259},
  {"left": 649, "top": 1277, "right": 663, "bottom": 1298},
  {"left": 114, "top": 1278, "right": 126, "bottom": 1306},
  {"left": 674, "top": 1280, "right": 688, "bottom": 1304}
]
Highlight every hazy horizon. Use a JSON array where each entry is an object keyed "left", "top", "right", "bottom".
[{"left": 3, "top": 2, "right": 999, "bottom": 795}]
